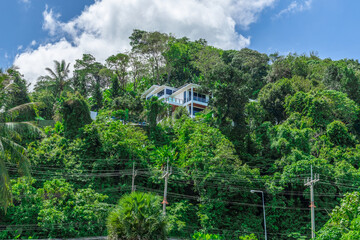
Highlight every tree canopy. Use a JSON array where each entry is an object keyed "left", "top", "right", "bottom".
[{"left": 3, "top": 30, "right": 360, "bottom": 239}]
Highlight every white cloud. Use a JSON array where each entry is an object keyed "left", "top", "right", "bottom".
[
  {"left": 14, "top": 0, "right": 275, "bottom": 88},
  {"left": 17, "top": 45, "right": 23, "bottom": 51},
  {"left": 276, "top": 0, "right": 313, "bottom": 17},
  {"left": 19, "top": 0, "right": 30, "bottom": 3},
  {"left": 31, "top": 40, "right": 36, "bottom": 46},
  {"left": 42, "top": 5, "right": 62, "bottom": 36},
  {"left": 14, "top": 40, "right": 83, "bottom": 88}
]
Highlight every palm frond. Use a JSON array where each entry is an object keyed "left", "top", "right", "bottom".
[
  {"left": 0, "top": 139, "right": 4, "bottom": 153},
  {"left": 0, "top": 136, "right": 30, "bottom": 176},
  {"left": 0, "top": 124, "right": 21, "bottom": 142},
  {"left": 60, "top": 60, "right": 65, "bottom": 72},
  {"left": 34, "top": 78, "right": 57, "bottom": 93},
  {"left": 0, "top": 99, "right": 42, "bottom": 212},
  {"left": 7, "top": 102, "right": 44, "bottom": 114},
  {"left": 2, "top": 122, "right": 44, "bottom": 138},
  {"left": 65, "top": 63, "right": 71, "bottom": 74},
  {"left": 37, "top": 75, "right": 53, "bottom": 82},
  {"left": 3, "top": 82, "right": 16, "bottom": 90},
  {"left": 0, "top": 156, "right": 11, "bottom": 213},
  {"left": 0, "top": 102, "right": 44, "bottom": 124},
  {"left": 45, "top": 67, "right": 58, "bottom": 80},
  {"left": 55, "top": 60, "right": 62, "bottom": 77}
]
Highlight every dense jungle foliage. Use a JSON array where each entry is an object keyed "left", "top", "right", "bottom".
[{"left": 2, "top": 30, "right": 360, "bottom": 239}]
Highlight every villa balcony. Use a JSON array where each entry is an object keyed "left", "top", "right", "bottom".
[
  {"left": 184, "top": 96, "right": 209, "bottom": 105},
  {"left": 193, "top": 96, "right": 208, "bottom": 103},
  {"left": 165, "top": 97, "right": 184, "bottom": 105}
]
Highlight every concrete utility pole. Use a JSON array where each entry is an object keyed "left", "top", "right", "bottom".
[
  {"left": 131, "top": 162, "right": 137, "bottom": 192},
  {"left": 250, "top": 190, "right": 267, "bottom": 240},
  {"left": 191, "top": 86, "right": 194, "bottom": 117},
  {"left": 304, "top": 165, "right": 320, "bottom": 239},
  {"left": 162, "top": 160, "right": 172, "bottom": 215}
]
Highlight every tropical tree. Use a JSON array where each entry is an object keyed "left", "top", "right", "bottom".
[
  {"left": 130, "top": 30, "right": 169, "bottom": 83},
  {"left": 37, "top": 60, "right": 71, "bottom": 98},
  {"left": 1, "top": 178, "right": 109, "bottom": 239},
  {"left": 73, "top": 54, "right": 106, "bottom": 110},
  {"left": 107, "top": 192, "right": 167, "bottom": 240},
  {"left": 3, "top": 67, "right": 31, "bottom": 110},
  {"left": 316, "top": 192, "right": 360, "bottom": 240},
  {"left": 106, "top": 53, "right": 130, "bottom": 91},
  {"left": 143, "top": 96, "right": 170, "bottom": 128},
  {"left": 59, "top": 93, "right": 92, "bottom": 139},
  {"left": 73, "top": 54, "right": 105, "bottom": 97},
  {"left": 0, "top": 103, "right": 42, "bottom": 211},
  {"left": 128, "top": 51, "right": 149, "bottom": 91}
]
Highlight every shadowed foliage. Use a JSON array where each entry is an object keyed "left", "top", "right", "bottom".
[{"left": 107, "top": 192, "right": 167, "bottom": 240}]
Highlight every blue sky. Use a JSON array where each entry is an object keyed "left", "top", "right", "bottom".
[
  {"left": 248, "top": 0, "right": 353, "bottom": 59},
  {"left": 1, "top": 0, "right": 359, "bottom": 85},
  {"left": 0, "top": 0, "right": 94, "bottom": 68}
]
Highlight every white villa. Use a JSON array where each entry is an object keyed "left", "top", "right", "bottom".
[{"left": 141, "top": 83, "right": 210, "bottom": 117}]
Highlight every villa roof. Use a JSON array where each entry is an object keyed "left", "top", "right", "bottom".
[{"left": 142, "top": 83, "right": 202, "bottom": 98}]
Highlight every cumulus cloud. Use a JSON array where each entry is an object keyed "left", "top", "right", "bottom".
[
  {"left": 276, "top": 0, "right": 313, "bottom": 17},
  {"left": 42, "top": 5, "right": 62, "bottom": 36},
  {"left": 14, "top": 0, "right": 275, "bottom": 88},
  {"left": 31, "top": 40, "right": 37, "bottom": 46}
]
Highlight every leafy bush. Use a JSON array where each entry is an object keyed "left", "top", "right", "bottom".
[
  {"left": 60, "top": 93, "right": 92, "bottom": 139},
  {"left": 1, "top": 178, "right": 109, "bottom": 239},
  {"left": 107, "top": 192, "right": 167, "bottom": 240},
  {"left": 192, "top": 232, "right": 223, "bottom": 240},
  {"left": 286, "top": 90, "right": 359, "bottom": 129},
  {"left": 326, "top": 121, "right": 354, "bottom": 147},
  {"left": 239, "top": 233, "right": 258, "bottom": 240},
  {"left": 317, "top": 192, "right": 360, "bottom": 240}
]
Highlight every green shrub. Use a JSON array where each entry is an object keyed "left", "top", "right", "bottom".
[
  {"left": 192, "top": 232, "right": 223, "bottom": 240},
  {"left": 107, "top": 192, "right": 167, "bottom": 240}
]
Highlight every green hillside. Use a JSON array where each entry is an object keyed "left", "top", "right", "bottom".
[{"left": 1, "top": 30, "right": 360, "bottom": 239}]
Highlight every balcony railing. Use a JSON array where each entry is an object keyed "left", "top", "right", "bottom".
[
  {"left": 165, "top": 97, "right": 184, "bottom": 105},
  {"left": 193, "top": 96, "right": 208, "bottom": 103},
  {"left": 165, "top": 96, "right": 209, "bottom": 105},
  {"left": 184, "top": 96, "right": 208, "bottom": 103}
]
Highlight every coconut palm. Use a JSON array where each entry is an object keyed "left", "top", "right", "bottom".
[
  {"left": 0, "top": 104, "right": 43, "bottom": 212},
  {"left": 0, "top": 72, "right": 42, "bottom": 211},
  {"left": 107, "top": 192, "right": 167, "bottom": 240},
  {"left": 37, "top": 60, "right": 71, "bottom": 98}
]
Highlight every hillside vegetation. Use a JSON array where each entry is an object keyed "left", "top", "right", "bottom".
[{"left": 1, "top": 30, "right": 360, "bottom": 239}]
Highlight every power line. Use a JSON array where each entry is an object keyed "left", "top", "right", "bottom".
[
  {"left": 135, "top": 186, "right": 333, "bottom": 211},
  {"left": 8, "top": 167, "right": 353, "bottom": 199}
]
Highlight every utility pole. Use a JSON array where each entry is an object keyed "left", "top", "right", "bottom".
[
  {"left": 162, "top": 160, "right": 172, "bottom": 215},
  {"left": 304, "top": 165, "right": 320, "bottom": 239},
  {"left": 191, "top": 86, "right": 194, "bottom": 118},
  {"left": 250, "top": 190, "right": 267, "bottom": 240},
  {"left": 132, "top": 162, "right": 137, "bottom": 192}
]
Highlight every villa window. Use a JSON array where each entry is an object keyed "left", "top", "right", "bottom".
[
  {"left": 193, "top": 92, "right": 206, "bottom": 102},
  {"left": 157, "top": 90, "right": 164, "bottom": 97}
]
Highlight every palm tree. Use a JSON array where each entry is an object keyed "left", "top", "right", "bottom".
[
  {"left": 37, "top": 60, "right": 71, "bottom": 98},
  {"left": 0, "top": 72, "right": 42, "bottom": 211},
  {"left": 0, "top": 103, "right": 42, "bottom": 212},
  {"left": 107, "top": 192, "right": 167, "bottom": 240}
]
